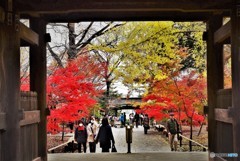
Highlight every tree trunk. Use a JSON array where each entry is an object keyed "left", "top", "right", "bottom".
[
  {"left": 197, "top": 121, "right": 204, "bottom": 136},
  {"left": 104, "top": 80, "right": 112, "bottom": 115},
  {"left": 189, "top": 118, "right": 193, "bottom": 151},
  {"left": 106, "top": 80, "right": 111, "bottom": 99},
  {"left": 67, "top": 23, "right": 77, "bottom": 60},
  {"left": 61, "top": 123, "right": 65, "bottom": 141}
]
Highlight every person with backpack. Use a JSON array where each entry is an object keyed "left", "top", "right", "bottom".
[
  {"left": 166, "top": 112, "right": 180, "bottom": 151},
  {"left": 74, "top": 120, "right": 88, "bottom": 153}
]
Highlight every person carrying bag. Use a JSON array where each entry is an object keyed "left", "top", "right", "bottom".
[{"left": 111, "top": 144, "right": 117, "bottom": 152}]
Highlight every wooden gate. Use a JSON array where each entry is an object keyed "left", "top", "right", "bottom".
[
  {"left": 207, "top": 8, "right": 240, "bottom": 160},
  {"left": 19, "top": 92, "right": 40, "bottom": 161},
  {"left": 1, "top": 1, "right": 240, "bottom": 161}
]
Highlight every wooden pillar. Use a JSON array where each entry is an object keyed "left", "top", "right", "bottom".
[
  {"left": 206, "top": 15, "right": 224, "bottom": 153},
  {"left": 231, "top": 1, "right": 240, "bottom": 159},
  {"left": 0, "top": 12, "right": 21, "bottom": 161},
  {"left": 29, "top": 18, "right": 47, "bottom": 161}
]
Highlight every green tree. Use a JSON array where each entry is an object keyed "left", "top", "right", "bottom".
[{"left": 174, "top": 22, "right": 206, "bottom": 72}]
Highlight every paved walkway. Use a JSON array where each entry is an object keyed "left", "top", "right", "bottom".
[
  {"left": 99, "top": 125, "right": 170, "bottom": 153},
  {"left": 48, "top": 152, "right": 208, "bottom": 161},
  {"left": 48, "top": 125, "right": 208, "bottom": 161}
]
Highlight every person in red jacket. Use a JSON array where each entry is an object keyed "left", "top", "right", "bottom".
[{"left": 74, "top": 121, "right": 88, "bottom": 153}]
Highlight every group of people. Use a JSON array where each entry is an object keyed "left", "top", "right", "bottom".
[
  {"left": 74, "top": 111, "right": 181, "bottom": 153},
  {"left": 74, "top": 116, "right": 115, "bottom": 153},
  {"left": 119, "top": 112, "right": 148, "bottom": 128}
]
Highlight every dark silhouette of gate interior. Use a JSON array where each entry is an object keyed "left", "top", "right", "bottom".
[{"left": 0, "top": 1, "right": 240, "bottom": 161}]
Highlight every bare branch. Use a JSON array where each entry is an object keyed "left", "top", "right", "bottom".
[{"left": 47, "top": 43, "right": 64, "bottom": 67}]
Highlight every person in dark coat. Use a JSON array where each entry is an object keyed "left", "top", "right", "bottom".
[
  {"left": 95, "top": 117, "right": 115, "bottom": 152},
  {"left": 143, "top": 114, "right": 150, "bottom": 134},
  {"left": 134, "top": 112, "right": 140, "bottom": 128},
  {"left": 123, "top": 112, "right": 126, "bottom": 126},
  {"left": 74, "top": 121, "right": 88, "bottom": 153}
]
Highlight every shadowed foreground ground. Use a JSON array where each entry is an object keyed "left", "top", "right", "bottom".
[{"left": 48, "top": 152, "right": 208, "bottom": 161}]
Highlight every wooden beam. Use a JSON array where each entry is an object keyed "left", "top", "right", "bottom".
[
  {"left": 207, "top": 15, "right": 224, "bottom": 152},
  {"left": 30, "top": 17, "right": 47, "bottom": 161},
  {"left": 217, "top": 88, "right": 232, "bottom": 108},
  {"left": 231, "top": 1, "right": 240, "bottom": 158},
  {"left": 0, "top": 113, "right": 6, "bottom": 130},
  {"left": 19, "top": 23, "right": 39, "bottom": 45},
  {"left": 214, "top": 156, "right": 228, "bottom": 161},
  {"left": 32, "top": 157, "right": 41, "bottom": 161},
  {"left": 214, "top": 21, "right": 231, "bottom": 44},
  {"left": 215, "top": 108, "right": 233, "bottom": 124},
  {"left": 16, "top": 0, "right": 231, "bottom": 14},
  {"left": 40, "top": 11, "right": 219, "bottom": 22},
  {"left": 0, "top": 7, "right": 5, "bottom": 23},
  {"left": 19, "top": 110, "right": 40, "bottom": 126},
  {"left": 178, "top": 134, "right": 208, "bottom": 150},
  {"left": 48, "top": 136, "right": 74, "bottom": 152}
]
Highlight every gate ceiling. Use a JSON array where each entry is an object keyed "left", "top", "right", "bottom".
[{"left": 16, "top": 0, "right": 231, "bottom": 21}]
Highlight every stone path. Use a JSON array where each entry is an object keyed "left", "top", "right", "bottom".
[
  {"left": 48, "top": 125, "right": 208, "bottom": 161},
  {"left": 100, "top": 125, "right": 170, "bottom": 153}
]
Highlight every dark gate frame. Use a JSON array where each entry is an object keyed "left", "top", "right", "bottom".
[{"left": 0, "top": 0, "right": 240, "bottom": 161}]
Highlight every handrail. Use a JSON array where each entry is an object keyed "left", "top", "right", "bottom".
[
  {"left": 178, "top": 134, "right": 208, "bottom": 150},
  {"left": 48, "top": 136, "right": 74, "bottom": 152}
]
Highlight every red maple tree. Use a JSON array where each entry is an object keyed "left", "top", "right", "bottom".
[
  {"left": 140, "top": 70, "right": 206, "bottom": 126},
  {"left": 47, "top": 54, "right": 103, "bottom": 134}
]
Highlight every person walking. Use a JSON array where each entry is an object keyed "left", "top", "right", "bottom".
[
  {"left": 120, "top": 113, "right": 124, "bottom": 128},
  {"left": 95, "top": 117, "right": 115, "bottom": 152},
  {"left": 86, "top": 116, "right": 99, "bottom": 153},
  {"left": 134, "top": 112, "right": 140, "bottom": 128},
  {"left": 123, "top": 112, "right": 126, "bottom": 126},
  {"left": 139, "top": 113, "right": 144, "bottom": 126},
  {"left": 143, "top": 114, "right": 150, "bottom": 134},
  {"left": 74, "top": 121, "right": 88, "bottom": 153},
  {"left": 166, "top": 112, "right": 180, "bottom": 151},
  {"left": 129, "top": 113, "right": 134, "bottom": 125}
]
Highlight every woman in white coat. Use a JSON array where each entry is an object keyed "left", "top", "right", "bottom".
[{"left": 87, "top": 116, "right": 99, "bottom": 153}]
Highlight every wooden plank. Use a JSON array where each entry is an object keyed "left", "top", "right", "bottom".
[
  {"left": 179, "top": 134, "right": 208, "bottom": 150},
  {"left": 17, "top": 0, "right": 231, "bottom": 21},
  {"left": 1, "top": 20, "right": 21, "bottom": 161},
  {"left": 214, "top": 21, "right": 231, "bottom": 44},
  {"left": 207, "top": 15, "right": 224, "bottom": 153},
  {"left": 0, "top": 113, "right": 6, "bottom": 130},
  {"left": 0, "top": 7, "right": 5, "bottom": 23},
  {"left": 19, "top": 23, "right": 39, "bottom": 45},
  {"left": 43, "top": 11, "right": 215, "bottom": 22},
  {"left": 215, "top": 108, "right": 233, "bottom": 123},
  {"left": 231, "top": 1, "right": 240, "bottom": 159},
  {"left": 19, "top": 110, "right": 40, "bottom": 126},
  {"left": 32, "top": 157, "right": 41, "bottom": 161},
  {"left": 217, "top": 88, "right": 232, "bottom": 108},
  {"left": 16, "top": 0, "right": 231, "bottom": 14},
  {"left": 214, "top": 156, "right": 228, "bottom": 161},
  {"left": 48, "top": 136, "right": 74, "bottom": 152},
  {"left": 30, "top": 17, "right": 47, "bottom": 161}
]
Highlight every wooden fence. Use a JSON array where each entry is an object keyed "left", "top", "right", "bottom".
[{"left": 19, "top": 91, "right": 40, "bottom": 161}]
